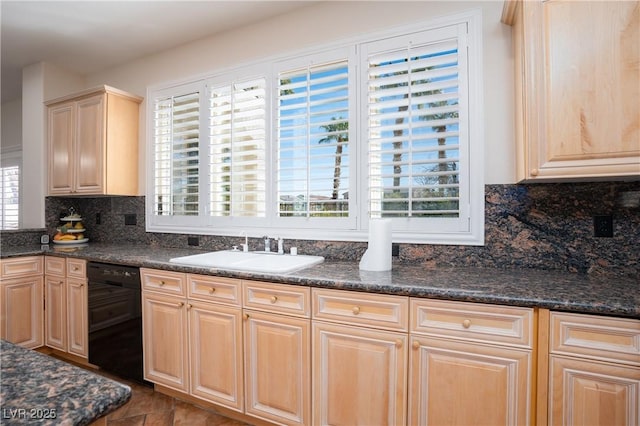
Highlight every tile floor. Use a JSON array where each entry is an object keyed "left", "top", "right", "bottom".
[{"left": 103, "top": 380, "right": 252, "bottom": 426}]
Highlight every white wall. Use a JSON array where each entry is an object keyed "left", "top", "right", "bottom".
[
  {"left": 20, "top": 63, "right": 84, "bottom": 228},
  {"left": 1, "top": 98, "right": 22, "bottom": 153},
  {"left": 85, "top": 0, "right": 515, "bottom": 190}
]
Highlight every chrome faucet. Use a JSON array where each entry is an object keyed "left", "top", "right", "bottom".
[{"left": 240, "top": 231, "right": 249, "bottom": 252}]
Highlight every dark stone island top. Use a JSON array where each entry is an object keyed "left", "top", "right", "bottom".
[
  {"left": 2, "top": 243, "right": 639, "bottom": 319},
  {"left": 0, "top": 340, "right": 131, "bottom": 425}
]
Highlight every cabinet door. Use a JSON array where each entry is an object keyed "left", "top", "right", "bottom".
[
  {"left": 519, "top": 0, "right": 640, "bottom": 180},
  {"left": 313, "top": 321, "right": 407, "bottom": 426},
  {"left": 549, "top": 355, "right": 640, "bottom": 426},
  {"left": 142, "top": 291, "right": 188, "bottom": 392},
  {"left": 48, "top": 103, "right": 74, "bottom": 194},
  {"left": 409, "top": 336, "right": 531, "bottom": 426},
  {"left": 45, "top": 276, "right": 66, "bottom": 351},
  {"left": 75, "top": 94, "right": 105, "bottom": 193},
  {"left": 244, "top": 310, "right": 310, "bottom": 426},
  {"left": 0, "top": 277, "right": 44, "bottom": 348},
  {"left": 67, "top": 277, "right": 88, "bottom": 358},
  {"left": 189, "top": 300, "right": 243, "bottom": 412}
]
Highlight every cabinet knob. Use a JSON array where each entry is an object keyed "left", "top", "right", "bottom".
[
  {"left": 352, "top": 306, "right": 361, "bottom": 315},
  {"left": 395, "top": 339, "right": 403, "bottom": 348},
  {"left": 462, "top": 319, "right": 472, "bottom": 329},
  {"left": 208, "top": 287, "right": 216, "bottom": 294},
  {"left": 80, "top": 284, "right": 84, "bottom": 287},
  {"left": 270, "top": 296, "right": 278, "bottom": 304},
  {"left": 177, "top": 302, "right": 184, "bottom": 308},
  {"left": 530, "top": 168, "right": 539, "bottom": 176},
  {"left": 243, "top": 313, "right": 250, "bottom": 320},
  {"left": 187, "top": 303, "right": 192, "bottom": 310},
  {"left": 159, "top": 280, "right": 166, "bottom": 286},
  {"left": 412, "top": 341, "right": 420, "bottom": 349}
]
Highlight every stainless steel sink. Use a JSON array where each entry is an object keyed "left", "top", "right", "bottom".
[{"left": 169, "top": 250, "right": 324, "bottom": 273}]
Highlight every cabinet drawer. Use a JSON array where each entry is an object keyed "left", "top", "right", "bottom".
[
  {"left": 312, "top": 288, "right": 408, "bottom": 332},
  {"left": 188, "top": 274, "right": 241, "bottom": 306},
  {"left": 551, "top": 312, "right": 640, "bottom": 366},
  {"left": 243, "top": 280, "right": 310, "bottom": 317},
  {"left": 141, "top": 268, "right": 186, "bottom": 296},
  {"left": 66, "top": 258, "right": 86, "bottom": 279},
  {"left": 45, "top": 256, "right": 66, "bottom": 276},
  {"left": 1, "top": 256, "right": 43, "bottom": 279},
  {"left": 411, "top": 299, "right": 533, "bottom": 348}
]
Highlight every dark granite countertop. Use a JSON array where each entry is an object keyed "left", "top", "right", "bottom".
[
  {"left": 2, "top": 243, "right": 639, "bottom": 319},
  {"left": 0, "top": 340, "right": 131, "bottom": 425}
]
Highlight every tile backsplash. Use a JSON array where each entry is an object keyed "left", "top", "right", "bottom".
[{"left": 42, "top": 182, "right": 639, "bottom": 275}]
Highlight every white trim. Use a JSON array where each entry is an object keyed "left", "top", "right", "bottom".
[{"left": 146, "top": 9, "right": 485, "bottom": 246}]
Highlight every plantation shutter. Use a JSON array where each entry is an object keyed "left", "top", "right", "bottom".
[
  {"left": 153, "top": 90, "right": 200, "bottom": 216},
  {"left": 209, "top": 78, "right": 266, "bottom": 217},
  {"left": 366, "top": 26, "right": 468, "bottom": 227},
  {"left": 1, "top": 165, "right": 20, "bottom": 229},
  {"left": 277, "top": 60, "right": 350, "bottom": 218}
]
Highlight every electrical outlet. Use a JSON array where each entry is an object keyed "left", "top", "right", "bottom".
[
  {"left": 392, "top": 243, "right": 400, "bottom": 257},
  {"left": 95, "top": 212, "right": 101, "bottom": 225},
  {"left": 593, "top": 215, "right": 613, "bottom": 238},
  {"left": 188, "top": 237, "right": 199, "bottom": 246},
  {"left": 124, "top": 214, "right": 137, "bottom": 226}
]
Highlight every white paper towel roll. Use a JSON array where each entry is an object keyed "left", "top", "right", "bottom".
[{"left": 359, "top": 219, "right": 392, "bottom": 271}]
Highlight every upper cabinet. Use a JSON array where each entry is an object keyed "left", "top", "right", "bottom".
[
  {"left": 46, "top": 85, "right": 143, "bottom": 195},
  {"left": 503, "top": 0, "right": 640, "bottom": 181}
]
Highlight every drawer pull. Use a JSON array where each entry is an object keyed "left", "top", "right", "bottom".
[
  {"left": 462, "top": 319, "right": 472, "bottom": 329},
  {"left": 352, "top": 306, "right": 361, "bottom": 315},
  {"left": 208, "top": 287, "right": 216, "bottom": 294},
  {"left": 270, "top": 296, "right": 278, "bottom": 304},
  {"left": 412, "top": 341, "right": 420, "bottom": 349},
  {"left": 159, "top": 280, "right": 166, "bottom": 286}
]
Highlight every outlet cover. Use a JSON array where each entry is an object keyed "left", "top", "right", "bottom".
[
  {"left": 188, "top": 237, "right": 199, "bottom": 246},
  {"left": 124, "top": 214, "right": 137, "bottom": 226},
  {"left": 593, "top": 215, "right": 613, "bottom": 238}
]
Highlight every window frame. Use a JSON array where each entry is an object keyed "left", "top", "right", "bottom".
[
  {"left": 1, "top": 150, "right": 22, "bottom": 230},
  {"left": 146, "top": 9, "right": 484, "bottom": 245}
]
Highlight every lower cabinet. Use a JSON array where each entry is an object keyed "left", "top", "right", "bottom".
[
  {"left": 0, "top": 256, "right": 44, "bottom": 349},
  {"left": 312, "top": 288, "right": 409, "bottom": 426},
  {"left": 409, "top": 299, "right": 534, "bottom": 425},
  {"left": 242, "top": 280, "right": 311, "bottom": 426},
  {"left": 141, "top": 269, "right": 244, "bottom": 412},
  {"left": 44, "top": 257, "right": 88, "bottom": 358},
  {"left": 548, "top": 312, "right": 640, "bottom": 426},
  {"left": 188, "top": 299, "right": 243, "bottom": 411},
  {"left": 142, "top": 290, "right": 189, "bottom": 391}
]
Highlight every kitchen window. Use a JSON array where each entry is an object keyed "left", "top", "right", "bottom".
[
  {"left": 147, "top": 11, "right": 483, "bottom": 244},
  {"left": 1, "top": 151, "right": 21, "bottom": 230}
]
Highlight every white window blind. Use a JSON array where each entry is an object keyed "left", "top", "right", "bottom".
[
  {"left": 366, "top": 33, "right": 465, "bottom": 223},
  {"left": 209, "top": 78, "right": 266, "bottom": 217},
  {"left": 277, "top": 60, "right": 350, "bottom": 218},
  {"left": 1, "top": 165, "right": 20, "bottom": 230},
  {"left": 153, "top": 90, "right": 200, "bottom": 216}
]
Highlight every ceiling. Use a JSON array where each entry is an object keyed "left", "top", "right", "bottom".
[{"left": 1, "top": 0, "right": 320, "bottom": 103}]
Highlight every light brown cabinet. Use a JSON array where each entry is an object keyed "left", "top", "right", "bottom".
[
  {"left": 311, "top": 288, "right": 408, "bottom": 426},
  {"left": 188, "top": 275, "right": 243, "bottom": 412},
  {"left": 0, "top": 256, "right": 44, "bottom": 349},
  {"left": 409, "top": 299, "right": 534, "bottom": 425},
  {"left": 242, "top": 280, "right": 311, "bottom": 426},
  {"left": 141, "top": 269, "right": 244, "bottom": 412},
  {"left": 46, "top": 85, "right": 142, "bottom": 195},
  {"left": 141, "top": 268, "right": 189, "bottom": 392},
  {"left": 547, "top": 312, "right": 640, "bottom": 426},
  {"left": 503, "top": 0, "right": 640, "bottom": 181},
  {"left": 44, "top": 257, "right": 88, "bottom": 358}
]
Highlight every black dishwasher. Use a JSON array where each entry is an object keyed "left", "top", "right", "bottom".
[{"left": 87, "top": 262, "right": 149, "bottom": 385}]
